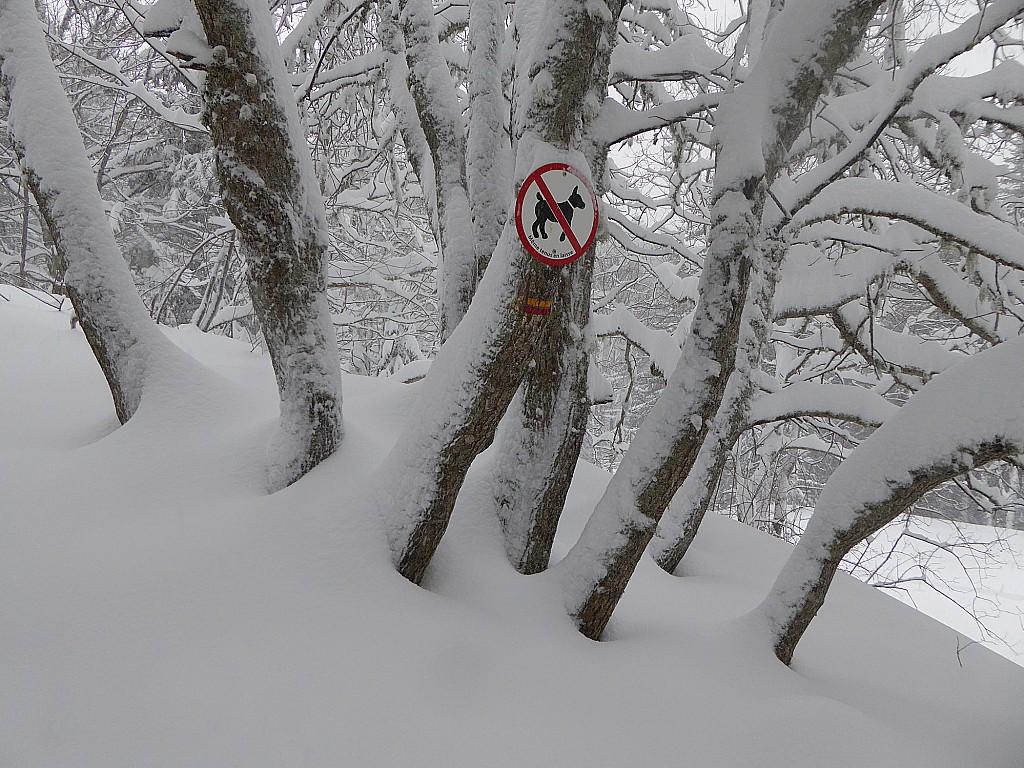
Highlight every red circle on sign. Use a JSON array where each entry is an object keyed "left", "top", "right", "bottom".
[{"left": 514, "top": 162, "right": 599, "bottom": 266}]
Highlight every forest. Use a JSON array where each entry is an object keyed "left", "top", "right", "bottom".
[{"left": 2, "top": 0, "right": 1024, "bottom": 764}]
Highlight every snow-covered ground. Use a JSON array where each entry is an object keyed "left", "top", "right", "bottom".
[{"left": 2, "top": 285, "right": 1023, "bottom": 767}]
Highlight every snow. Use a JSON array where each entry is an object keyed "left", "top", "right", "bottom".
[
  {"left": 833, "top": 303, "right": 963, "bottom": 377},
  {"left": 772, "top": 0, "right": 1024, "bottom": 221},
  {"left": 3, "top": 287, "right": 1024, "bottom": 767},
  {"left": 280, "top": 0, "right": 358, "bottom": 64},
  {"left": 591, "top": 302, "right": 681, "bottom": 376},
  {"left": 653, "top": 260, "right": 699, "bottom": 303},
  {"left": 587, "top": 355, "right": 614, "bottom": 404},
  {"left": 713, "top": 0, "right": 872, "bottom": 185},
  {"left": 793, "top": 177, "right": 1024, "bottom": 272},
  {"left": 773, "top": 243, "right": 891, "bottom": 318},
  {"left": 845, "top": 515, "right": 1024, "bottom": 665},
  {"left": 596, "top": 91, "right": 721, "bottom": 145},
  {"left": 763, "top": 335, "right": 1024, "bottom": 646},
  {"left": 608, "top": 34, "right": 728, "bottom": 84},
  {"left": 749, "top": 381, "right": 898, "bottom": 428},
  {"left": 0, "top": 0, "right": 204, "bottom": 420},
  {"left": 141, "top": 0, "right": 202, "bottom": 37},
  {"left": 802, "top": 336, "right": 1024, "bottom": 528}
]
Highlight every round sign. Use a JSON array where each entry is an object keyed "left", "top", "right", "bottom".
[{"left": 514, "top": 163, "right": 599, "bottom": 266}]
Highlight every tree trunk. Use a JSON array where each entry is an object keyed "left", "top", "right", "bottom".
[
  {"left": 651, "top": 360, "right": 901, "bottom": 572},
  {"left": 649, "top": 412, "right": 736, "bottom": 574},
  {"left": 492, "top": 258, "right": 592, "bottom": 573},
  {"left": 764, "top": 439, "right": 1013, "bottom": 665},
  {"left": 555, "top": 0, "right": 885, "bottom": 640},
  {"left": 759, "top": 335, "right": 1024, "bottom": 664},
  {"left": 466, "top": 0, "right": 512, "bottom": 265},
  {"left": 385, "top": 0, "right": 625, "bottom": 584},
  {"left": 0, "top": 0, "right": 187, "bottom": 423},
  {"left": 193, "top": 0, "right": 344, "bottom": 491},
  {"left": 387, "top": 230, "right": 578, "bottom": 582},
  {"left": 488, "top": 25, "right": 616, "bottom": 574},
  {"left": 394, "top": 0, "right": 480, "bottom": 340},
  {"left": 556, "top": 195, "right": 763, "bottom": 636}
]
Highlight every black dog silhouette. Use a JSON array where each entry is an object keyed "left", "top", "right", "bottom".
[{"left": 532, "top": 186, "right": 586, "bottom": 242}]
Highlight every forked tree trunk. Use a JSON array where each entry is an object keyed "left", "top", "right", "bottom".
[
  {"left": 385, "top": 0, "right": 625, "bottom": 584},
  {"left": 192, "top": 0, "right": 344, "bottom": 491},
  {"left": 649, "top": 410, "right": 737, "bottom": 573},
  {"left": 492, "top": 259, "right": 592, "bottom": 573},
  {"left": 389, "top": 0, "right": 598, "bottom": 576},
  {"left": 650, "top": 346, "right": 899, "bottom": 573},
  {"left": 555, "top": 0, "right": 885, "bottom": 640},
  {"left": 387, "top": 227, "right": 583, "bottom": 582},
  {"left": 0, "top": 0, "right": 187, "bottom": 423},
  {"left": 488, "top": 27, "right": 615, "bottom": 573},
  {"left": 556, "top": 194, "right": 764, "bottom": 636}
]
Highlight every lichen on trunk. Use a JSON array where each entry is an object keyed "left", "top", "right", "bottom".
[
  {"left": 492, "top": 258, "right": 592, "bottom": 574},
  {"left": 193, "top": 0, "right": 344, "bottom": 490}
]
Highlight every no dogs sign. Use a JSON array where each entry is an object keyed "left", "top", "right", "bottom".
[{"left": 515, "top": 163, "right": 599, "bottom": 266}]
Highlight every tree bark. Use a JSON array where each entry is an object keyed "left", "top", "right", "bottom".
[
  {"left": 555, "top": 0, "right": 885, "bottom": 640},
  {"left": 466, "top": 0, "right": 512, "bottom": 264},
  {"left": 649, "top": 409, "right": 736, "bottom": 574},
  {"left": 765, "top": 439, "right": 1013, "bottom": 665},
  {"left": 388, "top": 234, "right": 584, "bottom": 583},
  {"left": 0, "top": 0, "right": 187, "bottom": 423},
  {"left": 385, "top": 0, "right": 624, "bottom": 584},
  {"left": 651, "top": 365, "right": 899, "bottom": 573},
  {"left": 492, "top": 257, "right": 592, "bottom": 573},
  {"left": 393, "top": 0, "right": 480, "bottom": 340},
  {"left": 193, "top": 0, "right": 344, "bottom": 490},
  {"left": 488, "top": 19, "right": 617, "bottom": 574}
]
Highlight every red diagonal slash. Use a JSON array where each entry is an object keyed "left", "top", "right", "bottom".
[{"left": 536, "top": 175, "right": 583, "bottom": 254}]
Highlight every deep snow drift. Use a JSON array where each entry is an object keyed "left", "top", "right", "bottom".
[{"left": 2, "top": 286, "right": 1023, "bottom": 767}]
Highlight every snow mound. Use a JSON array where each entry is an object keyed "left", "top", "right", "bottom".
[{"left": 2, "top": 285, "right": 1022, "bottom": 767}]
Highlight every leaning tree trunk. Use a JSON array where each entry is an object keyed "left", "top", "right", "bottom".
[
  {"left": 0, "top": 0, "right": 187, "bottom": 423},
  {"left": 384, "top": 0, "right": 625, "bottom": 584},
  {"left": 192, "top": 0, "right": 344, "bottom": 491},
  {"left": 386, "top": 223, "right": 582, "bottom": 582},
  {"left": 648, "top": 406, "right": 738, "bottom": 574},
  {"left": 761, "top": 337, "right": 1024, "bottom": 665},
  {"left": 554, "top": 193, "right": 765, "bottom": 636},
  {"left": 554, "top": 0, "right": 885, "bottom": 640},
  {"left": 650, "top": 238, "right": 788, "bottom": 573},
  {"left": 649, "top": 351, "right": 904, "bottom": 573}
]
